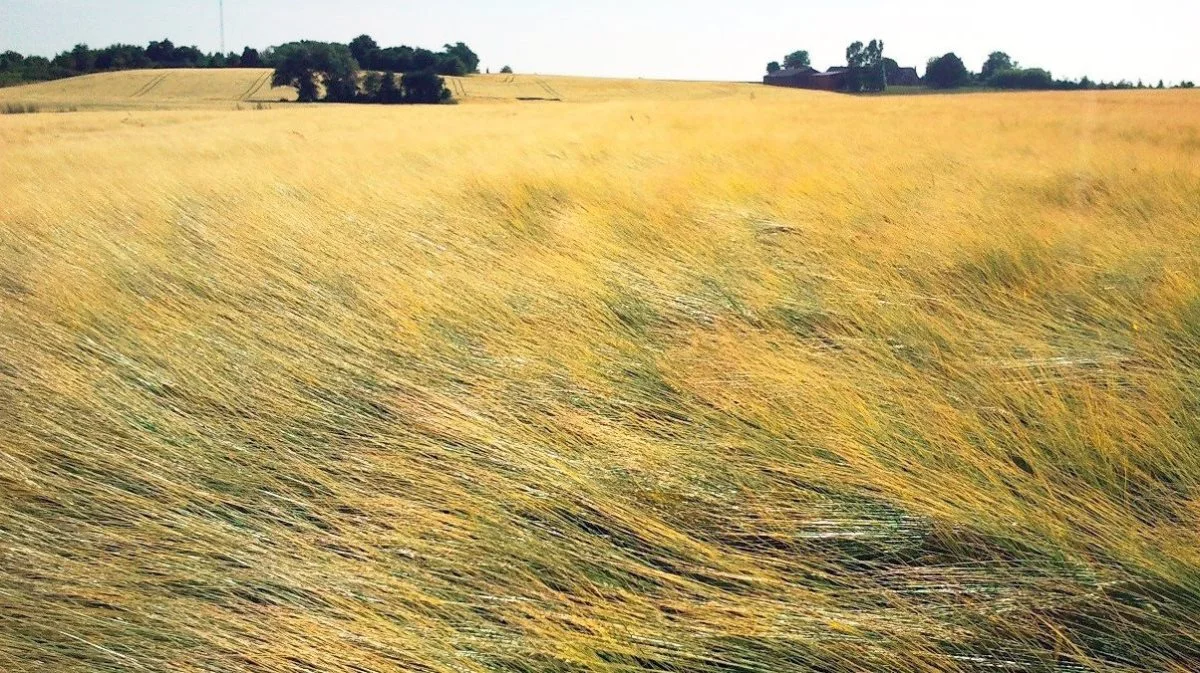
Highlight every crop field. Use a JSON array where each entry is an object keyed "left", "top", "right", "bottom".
[
  {"left": 2, "top": 78, "right": 1200, "bottom": 672},
  {"left": 442, "top": 73, "right": 765, "bottom": 103},
  {"left": 0, "top": 68, "right": 296, "bottom": 110},
  {"left": 0, "top": 69, "right": 767, "bottom": 110}
]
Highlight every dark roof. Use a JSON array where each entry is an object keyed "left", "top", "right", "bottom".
[
  {"left": 826, "top": 66, "right": 849, "bottom": 73},
  {"left": 765, "top": 66, "right": 817, "bottom": 79},
  {"left": 897, "top": 67, "right": 918, "bottom": 75},
  {"left": 811, "top": 71, "right": 846, "bottom": 78}
]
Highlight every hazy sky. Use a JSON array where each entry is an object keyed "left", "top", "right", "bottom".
[{"left": 3, "top": 0, "right": 1198, "bottom": 83}]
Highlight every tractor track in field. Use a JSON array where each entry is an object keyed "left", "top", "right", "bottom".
[
  {"left": 131, "top": 74, "right": 167, "bottom": 98},
  {"left": 238, "top": 72, "right": 272, "bottom": 101},
  {"left": 536, "top": 78, "right": 562, "bottom": 99}
]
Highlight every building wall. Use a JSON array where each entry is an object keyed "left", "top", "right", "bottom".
[
  {"left": 767, "top": 68, "right": 916, "bottom": 91},
  {"left": 892, "top": 68, "right": 921, "bottom": 86},
  {"left": 763, "top": 74, "right": 814, "bottom": 88},
  {"left": 807, "top": 74, "right": 845, "bottom": 91}
]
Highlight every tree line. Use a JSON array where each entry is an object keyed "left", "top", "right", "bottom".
[
  {"left": 767, "top": 44, "right": 1195, "bottom": 92},
  {"left": 268, "top": 38, "right": 476, "bottom": 104},
  {"left": 925, "top": 51, "right": 1194, "bottom": 90},
  {"left": 1, "top": 40, "right": 260, "bottom": 87},
  {"left": 0, "top": 36, "right": 481, "bottom": 101}
]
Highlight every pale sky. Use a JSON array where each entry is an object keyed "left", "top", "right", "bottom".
[{"left": 2, "top": 0, "right": 1198, "bottom": 84}]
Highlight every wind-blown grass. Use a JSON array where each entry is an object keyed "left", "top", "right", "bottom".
[{"left": 1, "top": 87, "right": 1199, "bottom": 672}]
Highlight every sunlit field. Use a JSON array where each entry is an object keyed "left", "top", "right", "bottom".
[
  {"left": 2, "top": 79, "right": 1200, "bottom": 672},
  {"left": 0, "top": 69, "right": 763, "bottom": 110},
  {"left": 0, "top": 68, "right": 296, "bottom": 110}
]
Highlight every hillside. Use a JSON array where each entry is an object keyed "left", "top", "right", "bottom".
[
  {"left": 442, "top": 73, "right": 770, "bottom": 103},
  {"left": 4, "top": 84, "right": 1200, "bottom": 671},
  {"left": 0, "top": 68, "right": 295, "bottom": 110},
  {"left": 0, "top": 68, "right": 778, "bottom": 110}
]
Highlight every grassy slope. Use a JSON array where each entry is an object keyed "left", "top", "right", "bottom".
[
  {"left": 2, "top": 86, "right": 1200, "bottom": 671},
  {"left": 0, "top": 69, "right": 765, "bottom": 110},
  {"left": 0, "top": 68, "right": 294, "bottom": 110}
]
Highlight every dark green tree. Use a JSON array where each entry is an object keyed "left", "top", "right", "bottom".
[
  {"left": 240, "top": 47, "right": 262, "bottom": 68},
  {"left": 766, "top": 61, "right": 781, "bottom": 74},
  {"left": 377, "top": 46, "right": 415, "bottom": 72},
  {"left": 324, "top": 75, "right": 358, "bottom": 101},
  {"left": 442, "top": 42, "right": 480, "bottom": 73},
  {"left": 94, "top": 44, "right": 149, "bottom": 71},
  {"left": 844, "top": 41, "right": 865, "bottom": 90},
  {"left": 21, "top": 56, "right": 54, "bottom": 81},
  {"left": 436, "top": 56, "right": 467, "bottom": 76},
  {"left": 70, "top": 44, "right": 95, "bottom": 72},
  {"left": 271, "top": 41, "right": 359, "bottom": 102},
  {"left": 783, "top": 50, "right": 811, "bottom": 70},
  {"left": 146, "top": 39, "right": 175, "bottom": 65},
  {"left": 401, "top": 69, "right": 451, "bottom": 103},
  {"left": 844, "top": 39, "right": 885, "bottom": 92},
  {"left": 882, "top": 57, "right": 899, "bottom": 83},
  {"left": 988, "top": 68, "right": 1053, "bottom": 89},
  {"left": 981, "top": 51, "right": 1014, "bottom": 81},
  {"left": 0, "top": 51, "right": 24, "bottom": 85},
  {"left": 925, "top": 52, "right": 971, "bottom": 89},
  {"left": 500, "top": 65, "right": 513, "bottom": 74},
  {"left": 411, "top": 48, "right": 438, "bottom": 71},
  {"left": 378, "top": 71, "right": 401, "bottom": 103},
  {"left": 172, "top": 45, "right": 206, "bottom": 67},
  {"left": 863, "top": 39, "right": 885, "bottom": 91},
  {"left": 0, "top": 51, "right": 24, "bottom": 70},
  {"left": 349, "top": 34, "right": 379, "bottom": 70}
]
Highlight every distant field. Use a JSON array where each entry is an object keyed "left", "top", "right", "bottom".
[
  {"left": 0, "top": 68, "right": 773, "bottom": 110},
  {"left": 444, "top": 73, "right": 767, "bottom": 102},
  {"left": 0, "top": 68, "right": 294, "bottom": 110},
  {"left": 3, "top": 81, "right": 1200, "bottom": 672}
]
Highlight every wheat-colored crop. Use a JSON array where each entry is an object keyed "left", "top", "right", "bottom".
[
  {"left": 0, "top": 68, "right": 294, "bottom": 110},
  {"left": 0, "top": 70, "right": 777, "bottom": 111},
  {"left": 2, "top": 83, "right": 1199, "bottom": 671}
]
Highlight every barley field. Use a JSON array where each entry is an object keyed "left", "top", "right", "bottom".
[
  {"left": 0, "top": 69, "right": 761, "bottom": 110},
  {"left": 2, "top": 78, "right": 1200, "bottom": 672},
  {"left": 0, "top": 68, "right": 295, "bottom": 110}
]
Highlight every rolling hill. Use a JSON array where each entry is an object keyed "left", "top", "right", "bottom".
[
  {"left": 0, "top": 68, "right": 295, "bottom": 110},
  {"left": 0, "top": 68, "right": 779, "bottom": 110}
]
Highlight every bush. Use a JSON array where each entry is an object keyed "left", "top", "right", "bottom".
[
  {"left": 324, "top": 75, "right": 358, "bottom": 103},
  {"left": 988, "top": 68, "right": 1054, "bottom": 90},
  {"left": 400, "top": 69, "right": 451, "bottom": 104},
  {"left": 239, "top": 47, "right": 262, "bottom": 68},
  {"left": 925, "top": 53, "right": 971, "bottom": 89},
  {"left": 441, "top": 43, "right": 479, "bottom": 73},
  {"left": 270, "top": 41, "right": 358, "bottom": 103},
  {"left": 377, "top": 71, "right": 401, "bottom": 104},
  {"left": 436, "top": 56, "right": 467, "bottom": 77},
  {"left": 500, "top": 65, "right": 513, "bottom": 74}
]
